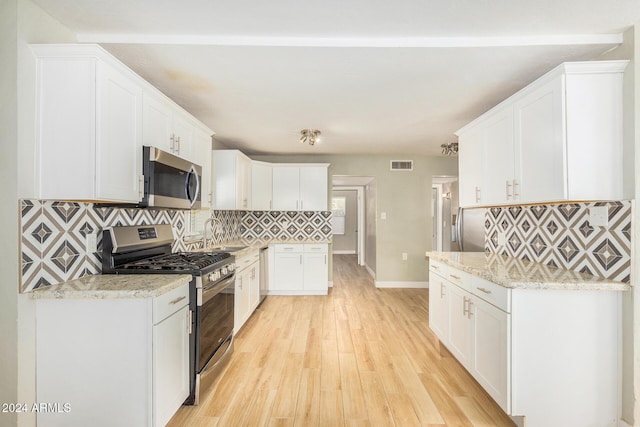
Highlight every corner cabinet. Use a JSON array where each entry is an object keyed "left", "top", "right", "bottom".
[
  {"left": 213, "top": 150, "right": 252, "bottom": 210},
  {"left": 269, "top": 243, "right": 328, "bottom": 295},
  {"left": 456, "top": 60, "right": 628, "bottom": 207},
  {"left": 35, "top": 283, "right": 191, "bottom": 427},
  {"left": 32, "top": 44, "right": 143, "bottom": 203},
  {"left": 428, "top": 259, "right": 620, "bottom": 427}
]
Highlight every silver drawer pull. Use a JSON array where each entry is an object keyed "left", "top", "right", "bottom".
[
  {"left": 477, "top": 287, "right": 492, "bottom": 295},
  {"left": 450, "top": 274, "right": 461, "bottom": 280},
  {"left": 169, "top": 296, "right": 186, "bottom": 305},
  {"left": 431, "top": 265, "right": 439, "bottom": 270}
]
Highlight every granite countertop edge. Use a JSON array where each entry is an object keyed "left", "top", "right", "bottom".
[
  {"left": 31, "top": 274, "right": 193, "bottom": 300},
  {"left": 426, "top": 252, "right": 630, "bottom": 292}
]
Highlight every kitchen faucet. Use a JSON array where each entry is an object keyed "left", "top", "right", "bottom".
[{"left": 202, "top": 217, "right": 223, "bottom": 249}]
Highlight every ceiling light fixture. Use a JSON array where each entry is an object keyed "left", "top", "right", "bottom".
[
  {"left": 300, "top": 129, "right": 321, "bottom": 146},
  {"left": 441, "top": 142, "right": 458, "bottom": 156}
]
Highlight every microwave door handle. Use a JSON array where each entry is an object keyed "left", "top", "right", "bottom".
[{"left": 186, "top": 165, "right": 200, "bottom": 208}]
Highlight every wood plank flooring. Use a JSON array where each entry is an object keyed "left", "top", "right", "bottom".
[{"left": 168, "top": 255, "right": 515, "bottom": 427}]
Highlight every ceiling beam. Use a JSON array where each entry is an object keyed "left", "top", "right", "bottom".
[{"left": 77, "top": 33, "right": 623, "bottom": 48}]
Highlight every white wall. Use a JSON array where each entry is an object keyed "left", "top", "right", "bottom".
[
  {"left": 332, "top": 189, "right": 358, "bottom": 253},
  {"left": 0, "top": 2, "right": 77, "bottom": 426}
]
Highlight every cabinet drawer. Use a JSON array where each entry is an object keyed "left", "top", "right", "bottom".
[
  {"left": 303, "top": 243, "right": 328, "bottom": 253},
  {"left": 471, "top": 278, "right": 510, "bottom": 313},
  {"left": 429, "top": 260, "right": 449, "bottom": 277},
  {"left": 446, "top": 268, "right": 473, "bottom": 293},
  {"left": 154, "top": 284, "right": 189, "bottom": 324},
  {"left": 273, "top": 244, "right": 303, "bottom": 253},
  {"left": 236, "top": 251, "right": 259, "bottom": 272}
]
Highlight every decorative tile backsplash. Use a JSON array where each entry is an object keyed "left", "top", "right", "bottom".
[
  {"left": 240, "top": 210, "right": 332, "bottom": 241},
  {"left": 20, "top": 201, "right": 333, "bottom": 292},
  {"left": 485, "top": 201, "right": 632, "bottom": 282},
  {"left": 19, "top": 200, "right": 191, "bottom": 292}
]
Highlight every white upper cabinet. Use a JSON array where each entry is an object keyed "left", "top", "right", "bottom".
[
  {"left": 251, "top": 161, "right": 273, "bottom": 210},
  {"left": 213, "top": 150, "right": 252, "bottom": 210},
  {"left": 456, "top": 60, "right": 628, "bottom": 207},
  {"left": 30, "top": 44, "right": 214, "bottom": 205},
  {"left": 142, "top": 92, "right": 212, "bottom": 165},
  {"left": 272, "top": 165, "right": 328, "bottom": 211},
  {"left": 33, "top": 44, "right": 143, "bottom": 203}
]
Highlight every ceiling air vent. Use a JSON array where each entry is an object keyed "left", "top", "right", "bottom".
[{"left": 390, "top": 160, "right": 413, "bottom": 171}]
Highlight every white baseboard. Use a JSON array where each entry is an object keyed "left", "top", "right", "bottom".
[
  {"left": 375, "top": 281, "right": 428, "bottom": 289},
  {"left": 365, "top": 264, "right": 375, "bottom": 279},
  {"left": 333, "top": 250, "right": 356, "bottom": 254},
  {"left": 328, "top": 281, "right": 333, "bottom": 288}
]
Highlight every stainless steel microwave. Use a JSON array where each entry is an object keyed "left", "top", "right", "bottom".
[{"left": 140, "top": 146, "right": 201, "bottom": 210}]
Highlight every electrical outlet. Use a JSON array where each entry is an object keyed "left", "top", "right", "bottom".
[
  {"left": 86, "top": 232, "right": 97, "bottom": 253},
  {"left": 402, "top": 252, "right": 408, "bottom": 261},
  {"left": 381, "top": 212, "right": 387, "bottom": 220},
  {"left": 589, "top": 206, "right": 609, "bottom": 227},
  {"left": 497, "top": 232, "right": 506, "bottom": 247}
]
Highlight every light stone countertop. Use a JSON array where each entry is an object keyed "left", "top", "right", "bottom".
[
  {"left": 203, "top": 238, "right": 332, "bottom": 258},
  {"left": 31, "top": 274, "right": 192, "bottom": 300},
  {"left": 426, "top": 252, "right": 630, "bottom": 291}
]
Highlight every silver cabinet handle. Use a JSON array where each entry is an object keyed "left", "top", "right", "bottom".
[
  {"left": 176, "top": 136, "right": 181, "bottom": 154},
  {"left": 170, "top": 133, "right": 176, "bottom": 151},
  {"left": 463, "top": 296, "right": 469, "bottom": 316},
  {"left": 300, "top": 200, "right": 303, "bottom": 210},
  {"left": 467, "top": 300, "right": 474, "bottom": 319},
  {"left": 450, "top": 274, "right": 461, "bottom": 280},
  {"left": 506, "top": 180, "right": 513, "bottom": 200},
  {"left": 440, "top": 284, "right": 446, "bottom": 299},
  {"left": 431, "top": 264, "right": 440, "bottom": 270},
  {"left": 513, "top": 180, "right": 520, "bottom": 199},
  {"left": 477, "top": 287, "right": 492, "bottom": 295},
  {"left": 138, "top": 174, "right": 144, "bottom": 198},
  {"left": 169, "top": 296, "right": 186, "bottom": 305},
  {"left": 475, "top": 186, "right": 481, "bottom": 203}
]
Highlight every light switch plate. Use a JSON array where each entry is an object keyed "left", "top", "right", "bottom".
[
  {"left": 589, "top": 206, "right": 609, "bottom": 227},
  {"left": 381, "top": 212, "right": 387, "bottom": 220},
  {"left": 86, "top": 232, "right": 97, "bottom": 253}
]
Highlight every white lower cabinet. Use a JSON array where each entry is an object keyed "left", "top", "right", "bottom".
[
  {"left": 35, "top": 283, "right": 190, "bottom": 427},
  {"left": 270, "top": 244, "right": 328, "bottom": 295},
  {"left": 428, "top": 259, "right": 620, "bottom": 427},
  {"left": 234, "top": 250, "right": 261, "bottom": 332}
]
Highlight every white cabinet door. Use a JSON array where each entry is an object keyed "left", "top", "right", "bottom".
[
  {"left": 273, "top": 252, "right": 304, "bottom": 290},
  {"left": 237, "top": 154, "right": 251, "bottom": 210},
  {"left": 272, "top": 167, "right": 300, "bottom": 210},
  {"left": 171, "top": 111, "right": 196, "bottom": 161},
  {"left": 251, "top": 162, "right": 273, "bottom": 210},
  {"left": 458, "top": 127, "right": 484, "bottom": 207},
  {"left": 142, "top": 93, "right": 173, "bottom": 154},
  {"left": 153, "top": 305, "right": 190, "bottom": 427},
  {"left": 95, "top": 61, "right": 142, "bottom": 202},
  {"left": 235, "top": 271, "right": 251, "bottom": 332},
  {"left": 447, "top": 284, "right": 474, "bottom": 369},
  {"left": 303, "top": 252, "right": 328, "bottom": 291},
  {"left": 249, "top": 263, "right": 261, "bottom": 311},
  {"left": 514, "top": 76, "right": 566, "bottom": 204},
  {"left": 299, "top": 166, "right": 328, "bottom": 210},
  {"left": 428, "top": 272, "right": 449, "bottom": 343},
  {"left": 472, "top": 297, "right": 510, "bottom": 412},
  {"left": 193, "top": 129, "right": 213, "bottom": 209},
  {"left": 482, "top": 108, "right": 515, "bottom": 205}
]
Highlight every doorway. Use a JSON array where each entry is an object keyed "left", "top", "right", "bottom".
[{"left": 431, "top": 176, "right": 458, "bottom": 252}]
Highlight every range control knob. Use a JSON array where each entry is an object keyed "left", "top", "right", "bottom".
[
  {"left": 221, "top": 267, "right": 228, "bottom": 275},
  {"left": 228, "top": 263, "right": 236, "bottom": 271},
  {"left": 208, "top": 273, "right": 215, "bottom": 282}
]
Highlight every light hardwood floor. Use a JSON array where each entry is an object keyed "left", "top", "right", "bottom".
[{"left": 168, "top": 255, "right": 515, "bottom": 427}]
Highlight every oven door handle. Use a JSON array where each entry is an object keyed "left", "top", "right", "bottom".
[{"left": 198, "top": 274, "right": 235, "bottom": 306}]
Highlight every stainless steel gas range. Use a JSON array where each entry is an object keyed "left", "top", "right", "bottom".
[{"left": 102, "top": 224, "right": 235, "bottom": 405}]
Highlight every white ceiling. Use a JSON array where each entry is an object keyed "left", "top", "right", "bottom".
[{"left": 32, "top": 0, "right": 640, "bottom": 156}]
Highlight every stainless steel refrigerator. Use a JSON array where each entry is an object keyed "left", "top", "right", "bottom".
[{"left": 455, "top": 207, "right": 485, "bottom": 252}]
